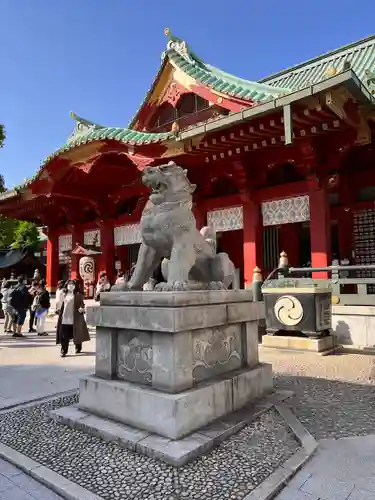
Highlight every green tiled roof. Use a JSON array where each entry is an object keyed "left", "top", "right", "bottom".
[
  {"left": 261, "top": 35, "right": 375, "bottom": 90},
  {"left": 0, "top": 115, "right": 175, "bottom": 197},
  {"left": 41, "top": 114, "right": 174, "bottom": 164},
  {"left": 163, "top": 30, "right": 291, "bottom": 103}
]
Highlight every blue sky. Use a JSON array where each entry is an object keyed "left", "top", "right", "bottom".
[{"left": 1, "top": 0, "right": 375, "bottom": 187}]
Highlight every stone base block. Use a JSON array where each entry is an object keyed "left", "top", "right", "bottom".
[
  {"left": 262, "top": 334, "right": 336, "bottom": 353},
  {"left": 50, "top": 390, "right": 291, "bottom": 467},
  {"left": 78, "top": 363, "right": 272, "bottom": 440}
]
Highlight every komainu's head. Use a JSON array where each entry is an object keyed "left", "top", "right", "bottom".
[{"left": 142, "top": 161, "right": 196, "bottom": 204}]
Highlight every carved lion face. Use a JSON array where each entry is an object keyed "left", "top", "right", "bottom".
[{"left": 142, "top": 161, "right": 196, "bottom": 204}]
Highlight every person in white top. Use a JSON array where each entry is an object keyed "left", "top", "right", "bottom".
[
  {"left": 55, "top": 280, "right": 65, "bottom": 314},
  {"left": 56, "top": 280, "right": 90, "bottom": 358},
  {"left": 115, "top": 271, "right": 126, "bottom": 285},
  {"left": 1, "top": 281, "right": 13, "bottom": 333}
]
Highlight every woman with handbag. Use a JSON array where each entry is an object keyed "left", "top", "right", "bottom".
[
  {"left": 56, "top": 280, "right": 90, "bottom": 357},
  {"left": 33, "top": 281, "right": 50, "bottom": 336}
]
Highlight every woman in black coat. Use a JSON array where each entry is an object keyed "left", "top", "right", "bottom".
[{"left": 56, "top": 280, "right": 90, "bottom": 357}]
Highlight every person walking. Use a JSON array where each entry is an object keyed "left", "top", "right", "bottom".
[
  {"left": 9, "top": 275, "right": 31, "bottom": 338},
  {"left": 1, "top": 281, "right": 13, "bottom": 333},
  {"left": 55, "top": 280, "right": 65, "bottom": 315},
  {"left": 33, "top": 281, "right": 50, "bottom": 336},
  {"left": 28, "top": 280, "right": 39, "bottom": 333},
  {"left": 56, "top": 280, "right": 90, "bottom": 357}
]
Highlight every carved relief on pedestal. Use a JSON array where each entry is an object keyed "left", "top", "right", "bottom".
[
  {"left": 192, "top": 325, "right": 242, "bottom": 382},
  {"left": 117, "top": 331, "right": 153, "bottom": 385},
  {"left": 96, "top": 335, "right": 109, "bottom": 361}
]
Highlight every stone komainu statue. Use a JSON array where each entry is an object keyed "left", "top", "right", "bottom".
[{"left": 115, "top": 161, "right": 235, "bottom": 291}]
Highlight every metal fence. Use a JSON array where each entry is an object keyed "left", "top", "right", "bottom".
[{"left": 252, "top": 254, "right": 375, "bottom": 306}]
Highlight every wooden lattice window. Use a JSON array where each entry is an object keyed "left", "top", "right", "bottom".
[{"left": 176, "top": 93, "right": 209, "bottom": 118}]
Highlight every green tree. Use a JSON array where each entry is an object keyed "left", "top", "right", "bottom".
[
  {"left": 11, "top": 221, "right": 40, "bottom": 250},
  {"left": 0, "top": 124, "right": 5, "bottom": 148}
]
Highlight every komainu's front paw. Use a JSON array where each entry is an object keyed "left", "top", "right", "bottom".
[
  {"left": 154, "top": 282, "right": 173, "bottom": 291},
  {"left": 154, "top": 281, "right": 189, "bottom": 291},
  {"left": 172, "top": 281, "right": 187, "bottom": 291},
  {"left": 207, "top": 281, "right": 226, "bottom": 290},
  {"left": 110, "top": 283, "right": 130, "bottom": 292}
]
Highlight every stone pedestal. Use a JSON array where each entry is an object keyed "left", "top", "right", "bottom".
[
  {"left": 52, "top": 290, "right": 273, "bottom": 465},
  {"left": 262, "top": 334, "right": 336, "bottom": 354}
]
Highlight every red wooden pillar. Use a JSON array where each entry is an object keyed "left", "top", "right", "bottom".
[
  {"left": 309, "top": 188, "right": 331, "bottom": 278},
  {"left": 70, "top": 226, "right": 84, "bottom": 281},
  {"left": 243, "top": 201, "right": 262, "bottom": 288},
  {"left": 46, "top": 233, "right": 59, "bottom": 293},
  {"left": 98, "top": 224, "right": 115, "bottom": 283}
]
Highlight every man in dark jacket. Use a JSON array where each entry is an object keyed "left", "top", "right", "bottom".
[{"left": 10, "top": 275, "right": 31, "bottom": 338}]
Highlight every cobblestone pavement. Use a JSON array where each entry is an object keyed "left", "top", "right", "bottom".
[
  {"left": 0, "top": 458, "right": 63, "bottom": 500},
  {"left": 260, "top": 348, "right": 375, "bottom": 440},
  {"left": 0, "top": 395, "right": 299, "bottom": 500},
  {"left": 0, "top": 317, "right": 96, "bottom": 410}
]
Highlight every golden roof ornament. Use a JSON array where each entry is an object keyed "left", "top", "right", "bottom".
[
  {"left": 325, "top": 67, "right": 338, "bottom": 77},
  {"left": 171, "top": 121, "right": 180, "bottom": 135}
]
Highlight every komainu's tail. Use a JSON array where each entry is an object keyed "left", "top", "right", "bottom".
[{"left": 200, "top": 226, "right": 216, "bottom": 251}]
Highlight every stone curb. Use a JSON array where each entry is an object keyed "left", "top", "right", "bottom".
[
  {"left": 0, "top": 442, "right": 105, "bottom": 500},
  {"left": 243, "top": 402, "right": 318, "bottom": 500},
  {"left": 0, "top": 390, "right": 78, "bottom": 413}
]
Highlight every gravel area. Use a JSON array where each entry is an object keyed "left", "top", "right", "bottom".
[
  {"left": 260, "top": 349, "right": 375, "bottom": 440},
  {"left": 0, "top": 395, "right": 299, "bottom": 500}
]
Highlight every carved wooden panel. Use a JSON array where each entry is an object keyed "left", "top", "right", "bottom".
[
  {"left": 114, "top": 224, "right": 142, "bottom": 246},
  {"left": 207, "top": 206, "right": 243, "bottom": 232},
  {"left": 261, "top": 195, "right": 310, "bottom": 226},
  {"left": 58, "top": 234, "right": 72, "bottom": 252},
  {"left": 84, "top": 229, "right": 101, "bottom": 247}
]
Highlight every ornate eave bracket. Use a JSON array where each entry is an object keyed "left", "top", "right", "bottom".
[
  {"left": 67, "top": 112, "right": 104, "bottom": 145},
  {"left": 325, "top": 89, "right": 371, "bottom": 145}
]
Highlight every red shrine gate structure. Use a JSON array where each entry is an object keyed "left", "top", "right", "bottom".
[{"left": 2, "top": 30, "right": 375, "bottom": 291}]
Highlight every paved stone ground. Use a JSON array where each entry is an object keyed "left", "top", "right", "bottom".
[
  {"left": 260, "top": 348, "right": 375, "bottom": 500},
  {"left": 0, "top": 394, "right": 299, "bottom": 500},
  {"left": 0, "top": 458, "right": 63, "bottom": 499},
  {"left": 0, "top": 315, "right": 96, "bottom": 410},
  {"left": 259, "top": 348, "right": 375, "bottom": 440},
  {"left": 2, "top": 319, "right": 375, "bottom": 499},
  {"left": 275, "top": 435, "right": 375, "bottom": 500}
]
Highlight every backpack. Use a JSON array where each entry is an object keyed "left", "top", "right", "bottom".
[{"left": 10, "top": 286, "right": 28, "bottom": 310}]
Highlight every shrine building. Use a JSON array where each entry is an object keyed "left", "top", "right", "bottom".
[{"left": 2, "top": 29, "right": 375, "bottom": 291}]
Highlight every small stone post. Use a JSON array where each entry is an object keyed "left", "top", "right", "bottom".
[
  {"left": 252, "top": 266, "right": 263, "bottom": 302},
  {"left": 278, "top": 251, "right": 289, "bottom": 278}
]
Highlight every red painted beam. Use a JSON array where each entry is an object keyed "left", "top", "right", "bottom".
[{"left": 254, "top": 181, "right": 309, "bottom": 202}]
